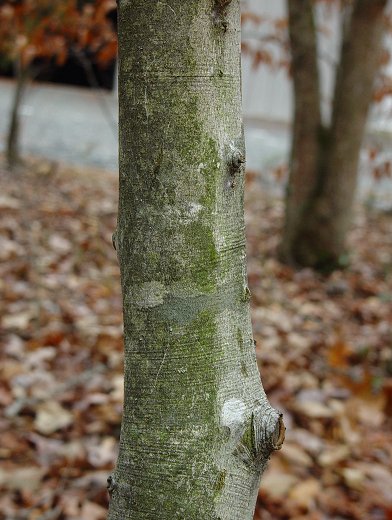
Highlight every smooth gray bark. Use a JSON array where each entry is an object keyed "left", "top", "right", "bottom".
[{"left": 108, "top": 1, "right": 283, "bottom": 519}]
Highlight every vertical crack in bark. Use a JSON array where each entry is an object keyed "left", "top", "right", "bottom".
[{"left": 112, "top": 230, "right": 118, "bottom": 251}]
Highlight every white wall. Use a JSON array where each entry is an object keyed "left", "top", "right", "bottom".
[{"left": 241, "top": 0, "right": 342, "bottom": 126}]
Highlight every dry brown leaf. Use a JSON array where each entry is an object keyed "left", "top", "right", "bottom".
[
  {"left": 0, "top": 467, "right": 46, "bottom": 492},
  {"left": 341, "top": 467, "right": 365, "bottom": 490},
  {"left": 280, "top": 442, "right": 313, "bottom": 467},
  {"left": 2, "top": 311, "right": 34, "bottom": 330},
  {"left": 261, "top": 472, "right": 299, "bottom": 498},
  {"left": 87, "top": 436, "right": 117, "bottom": 467},
  {"left": 318, "top": 445, "right": 350, "bottom": 467},
  {"left": 34, "top": 400, "right": 73, "bottom": 435},
  {"left": 289, "top": 478, "right": 321, "bottom": 509},
  {"left": 294, "top": 401, "right": 334, "bottom": 419},
  {"left": 0, "top": 195, "right": 20, "bottom": 209},
  {"left": 327, "top": 339, "right": 353, "bottom": 368},
  {"left": 79, "top": 501, "right": 107, "bottom": 520}
]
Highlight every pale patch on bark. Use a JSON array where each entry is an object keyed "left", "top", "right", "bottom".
[
  {"left": 221, "top": 398, "right": 247, "bottom": 434},
  {"left": 186, "top": 202, "right": 203, "bottom": 220},
  {"left": 129, "top": 281, "right": 167, "bottom": 308}
]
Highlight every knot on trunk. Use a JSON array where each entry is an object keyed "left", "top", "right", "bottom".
[
  {"left": 231, "top": 149, "right": 245, "bottom": 171},
  {"left": 107, "top": 474, "right": 117, "bottom": 497},
  {"left": 225, "top": 141, "right": 245, "bottom": 188},
  {"left": 236, "top": 406, "right": 285, "bottom": 469}
]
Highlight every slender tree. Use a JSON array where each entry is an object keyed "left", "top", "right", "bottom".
[
  {"left": 108, "top": 1, "right": 284, "bottom": 518},
  {"left": 281, "top": 0, "right": 388, "bottom": 270}
]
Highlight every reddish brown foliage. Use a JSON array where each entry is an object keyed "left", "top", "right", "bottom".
[{"left": 0, "top": 0, "right": 117, "bottom": 68}]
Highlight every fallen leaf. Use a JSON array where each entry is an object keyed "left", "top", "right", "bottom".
[
  {"left": 294, "top": 401, "right": 334, "bottom": 419},
  {"left": 280, "top": 442, "right": 313, "bottom": 467},
  {"left": 34, "top": 400, "right": 73, "bottom": 435},
  {"left": 318, "top": 445, "right": 350, "bottom": 467},
  {"left": 2, "top": 311, "right": 33, "bottom": 330},
  {"left": 289, "top": 478, "right": 320, "bottom": 509},
  {"left": 341, "top": 467, "right": 365, "bottom": 490},
  {"left": 0, "top": 467, "right": 46, "bottom": 492},
  {"left": 87, "top": 436, "right": 117, "bottom": 467},
  {"left": 80, "top": 501, "right": 107, "bottom": 520},
  {"left": 0, "top": 195, "right": 20, "bottom": 209},
  {"left": 260, "top": 472, "right": 299, "bottom": 498},
  {"left": 327, "top": 339, "right": 353, "bottom": 368}
]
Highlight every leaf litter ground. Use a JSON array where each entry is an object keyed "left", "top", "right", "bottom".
[{"left": 0, "top": 158, "right": 391, "bottom": 520}]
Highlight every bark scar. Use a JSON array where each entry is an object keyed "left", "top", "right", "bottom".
[
  {"left": 231, "top": 150, "right": 245, "bottom": 171},
  {"left": 241, "top": 286, "right": 251, "bottom": 302},
  {"left": 272, "top": 414, "right": 286, "bottom": 450},
  {"left": 213, "top": 0, "right": 232, "bottom": 31},
  {"left": 112, "top": 230, "right": 118, "bottom": 251}
]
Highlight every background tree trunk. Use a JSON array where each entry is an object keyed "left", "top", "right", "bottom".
[
  {"left": 108, "top": 2, "right": 283, "bottom": 519},
  {"left": 7, "top": 59, "right": 28, "bottom": 169},
  {"left": 282, "top": 0, "right": 387, "bottom": 270},
  {"left": 280, "top": 0, "right": 321, "bottom": 264}
]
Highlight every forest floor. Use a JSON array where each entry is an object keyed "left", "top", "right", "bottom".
[{"left": 0, "top": 157, "right": 391, "bottom": 520}]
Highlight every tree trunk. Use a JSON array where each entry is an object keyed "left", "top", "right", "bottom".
[
  {"left": 280, "top": 0, "right": 321, "bottom": 264},
  {"left": 282, "top": 0, "right": 387, "bottom": 270},
  {"left": 108, "top": 2, "right": 283, "bottom": 519},
  {"left": 7, "top": 59, "right": 28, "bottom": 170}
]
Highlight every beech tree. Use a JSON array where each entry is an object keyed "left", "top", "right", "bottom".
[
  {"left": 281, "top": 0, "right": 388, "bottom": 270},
  {"left": 108, "top": 1, "right": 284, "bottom": 518}
]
